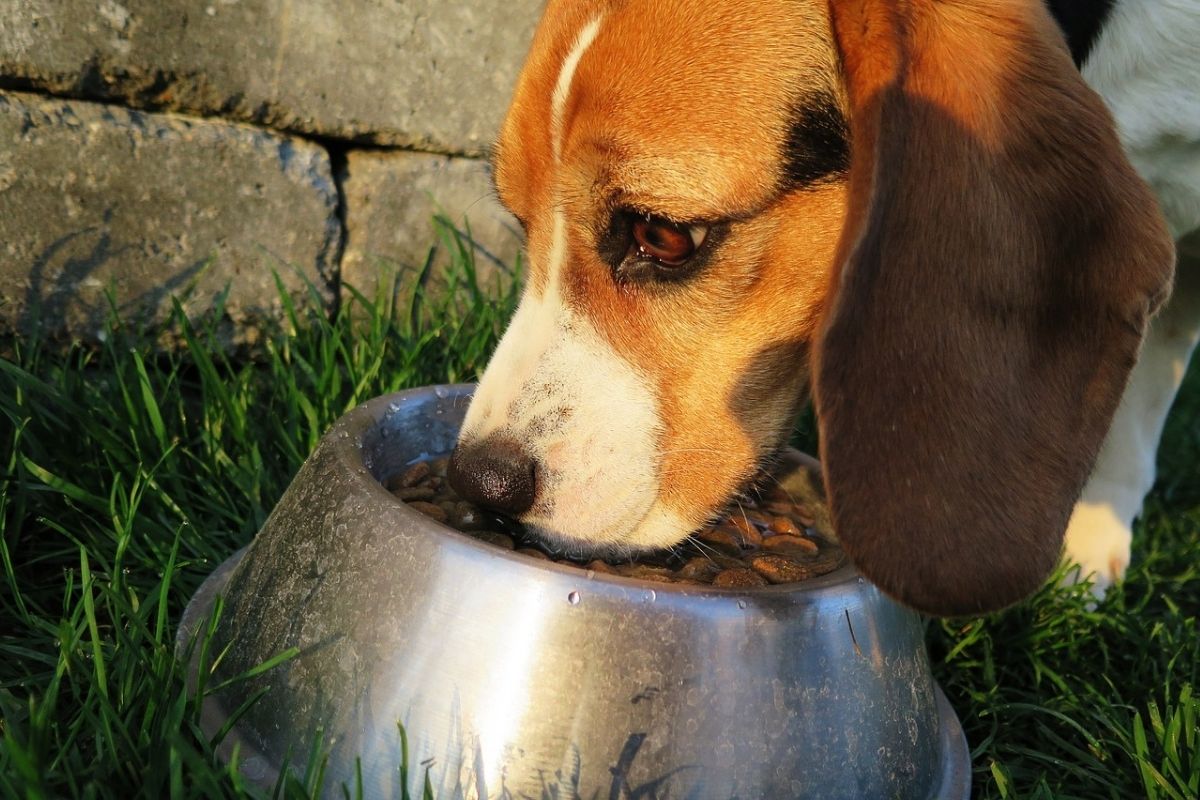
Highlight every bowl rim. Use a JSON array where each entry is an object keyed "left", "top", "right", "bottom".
[
  {"left": 339, "top": 384, "right": 865, "bottom": 601},
  {"left": 176, "top": 384, "right": 971, "bottom": 798}
]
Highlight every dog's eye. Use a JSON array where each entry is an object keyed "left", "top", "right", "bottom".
[{"left": 632, "top": 215, "right": 708, "bottom": 267}]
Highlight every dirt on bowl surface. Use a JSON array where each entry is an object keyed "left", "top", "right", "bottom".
[{"left": 385, "top": 456, "right": 846, "bottom": 587}]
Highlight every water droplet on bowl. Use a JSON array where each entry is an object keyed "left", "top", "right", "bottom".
[
  {"left": 737, "top": 600, "right": 747, "bottom": 609},
  {"left": 434, "top": 386, "right": 449, "bottom": 398},
  {"left": 647, "top": 590, "right": 657, "bottom": 602},
  {"left": 567, "top": 590, "right": 581, "bottom": 605}
]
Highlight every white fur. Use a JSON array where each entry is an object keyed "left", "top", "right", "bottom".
[
  {"left": 1083, "top": 0, "right": 1200, "bottom": 240},
  {"left": 459, "top": 256, "right": 666, "bottom": 547},
  {"left": 1066, "top": 1, "right": 1200, "bottom": 594},
  {"left": 460, "top": 14, "right": 691, "bottom": 551},
  {"left": 551, "top": 16, "right": 603, "bottom": 161}
]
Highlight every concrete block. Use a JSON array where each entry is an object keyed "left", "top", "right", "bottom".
[
  {"left": 0, "top": 90, "right": 340, "bottom": 345},
  {"left": 339, "top": 150, "right": 523, "bottom": 314},
  {"left": 0, "top": 0, "right": 542, "bottom": 154}
]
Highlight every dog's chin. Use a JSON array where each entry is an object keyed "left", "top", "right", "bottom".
[
  {"left": 519, "top": 498, "right": 700, "bottom": 562},
  {"left": 517, "top": 450, "right": 793, "bottom": 561}
]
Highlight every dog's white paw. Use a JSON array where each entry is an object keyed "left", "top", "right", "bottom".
[{"left": 1061, "top": 499, "right": 1134, "bottom": 600}]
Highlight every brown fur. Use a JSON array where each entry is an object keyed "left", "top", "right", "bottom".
[
  {"left": 494, "top": 0, "right": 848, "bottom": 533},
  {"left": 816, "top": 0, "right": 1175, "bottom": 614},
  {"left": 487, "top": 0, "right": 1174, "bottom": 614}
]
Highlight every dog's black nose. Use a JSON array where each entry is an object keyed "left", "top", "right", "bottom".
[{"left": 448, "top": 436, "right": 538, "bottom": 516}]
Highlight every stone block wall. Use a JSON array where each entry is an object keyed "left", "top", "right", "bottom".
[{"left": 0, "top": 0, "right": 538, "bottom": 344}]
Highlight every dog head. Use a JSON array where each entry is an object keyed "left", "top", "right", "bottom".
[{"left": 448, "top": 0, "right": 1174, "bottom": 616}]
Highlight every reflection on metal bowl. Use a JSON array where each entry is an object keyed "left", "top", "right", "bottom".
[{"left": 178, "top": 384, "right": 971, "bottom": 799}]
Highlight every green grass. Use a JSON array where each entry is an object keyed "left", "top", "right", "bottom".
[
  {"left": 925, "top": 357, "right": 1200, "bottom": 799},
  {"left": 1, "top": 219, "right": 1197, "bottom": 798}
]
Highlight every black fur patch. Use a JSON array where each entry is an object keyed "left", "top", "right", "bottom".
[
  {"left": 1045, "top": 0, "right": 1119, "bottom": 67},
  {"left": 782, "top": 93, "right": 850, "bottom": 189}
]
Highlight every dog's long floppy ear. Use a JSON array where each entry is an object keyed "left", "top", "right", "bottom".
[{"left": 814, "top": 0, "right": 1176, "bottom": 616}]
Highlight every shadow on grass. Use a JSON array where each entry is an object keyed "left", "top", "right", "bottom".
[{"left": 0, "top": 221, "right": 519, "bottom": 799}]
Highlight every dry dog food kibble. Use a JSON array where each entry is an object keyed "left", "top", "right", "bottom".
[{"left": 385, "top": 456, "right": 845, "bottom": 587}]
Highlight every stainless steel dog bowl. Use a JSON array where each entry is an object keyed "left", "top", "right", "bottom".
[{"left": 179, "top": 384, "right": 971, "bottom": 799}]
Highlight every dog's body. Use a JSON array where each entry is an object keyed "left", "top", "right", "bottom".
[
  {"left": 1061, "top": 0, "right": 1200, "bottom": 594},
  {"left": 448, "top": 0, "right": 1197, "bottom": 615}
]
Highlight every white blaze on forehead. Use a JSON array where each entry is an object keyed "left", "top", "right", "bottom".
[
  {"left": 458, "top": 11, "right": 687, "bottom": 548},
  {"left": 464, "top": 10, "right": 609, "bottom": 434},
  {"left": 551, "top": 15, "right": 605, "bottom": 161},
  {"left": 463, "top": 2, "right": 602, "bottom": 437}
]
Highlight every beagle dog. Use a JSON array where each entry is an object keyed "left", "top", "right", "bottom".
[{"left": 447, "top": 0, "right": 1199, "bottom": 616}]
